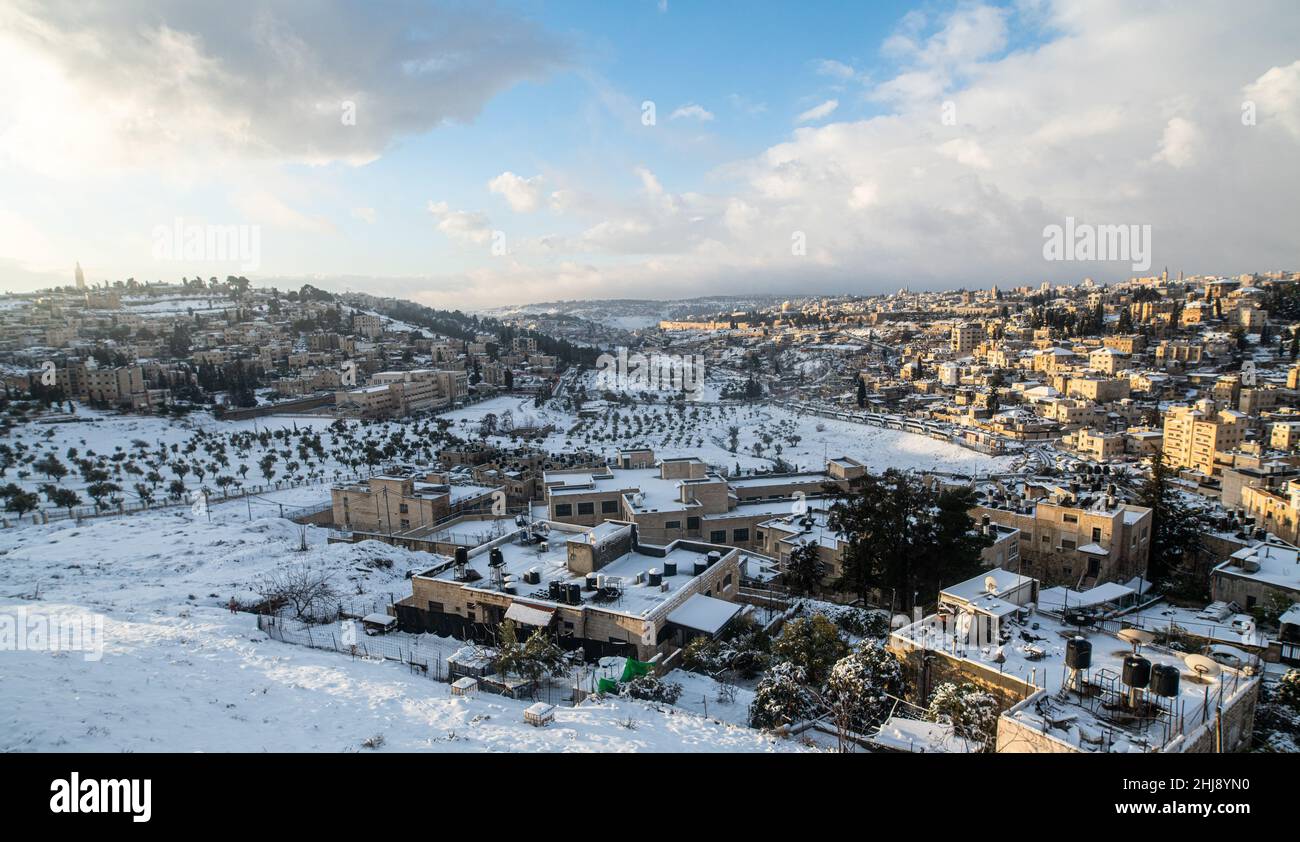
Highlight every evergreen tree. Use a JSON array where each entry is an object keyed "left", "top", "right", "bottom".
[
  {"left": 827, "top": 470, "right": 992, "bottom": 609},
  {"left": 1137, "top": 450, "right": 1204, "bottom": 589},
  {"left": 785, "top": 540, "right": 825, "bottom": 596}
]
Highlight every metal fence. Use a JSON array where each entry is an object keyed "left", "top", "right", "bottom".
[{"left": 255, "top": 614, "right": 574, "bottom": 704}]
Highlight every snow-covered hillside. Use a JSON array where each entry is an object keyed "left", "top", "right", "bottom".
[{"left": 0, "top": 491, "right": 807, "bottom": 753}]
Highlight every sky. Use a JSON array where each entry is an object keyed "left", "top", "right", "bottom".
[{"left": 1, "top": 0, "right": 1298, "bottom": 310}]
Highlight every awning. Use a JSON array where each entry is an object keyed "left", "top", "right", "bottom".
[
  {"left": 667, "top": 594, "right": 742, "bottom": 636},
  {"left": 505, "top": 602, "right": 556, "bottom": 627}
]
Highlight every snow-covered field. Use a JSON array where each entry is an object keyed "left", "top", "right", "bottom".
[
  {"left": 3, "top": 408, "right": 453, "bottom": 517},
  {"left": 0, "top": 492, "right": 808, "bottom": 752},
  {"left": 441, "top": 394, "right": 1012, "bottom": 475}
]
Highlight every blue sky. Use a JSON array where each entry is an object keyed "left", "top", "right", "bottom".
[{"left": 1, "top": 1, "right": 1297, "bottom": 308}]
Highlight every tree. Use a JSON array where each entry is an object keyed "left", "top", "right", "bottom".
[
  {"left": 771, "top": 614, "right": 848, "bottom": 685},
  {"left": 749, "top": 662, "right": 818, "bottom": 729},
  {"left": 925, "top": 681, "right": 999, "bottom": 752},
  {"left": 827, "top": 470, "right": 992, "bottom": 609},
  {"left": 824, "top": 642, "right": 904, "bottom": 746},
  {"left": 856, "top": 377, "right": 867, "bottom": 408},
  {"left": 49, "top": 487, "right": 82, "bottom": 517},
  {"left": 2, "top": 486, "right": 39, "bottom": 518},
  {"left": 254, "top": 564, "right": 338, "bottom": 622},
  {"left": 494, "top": 621, "right": 566, "bottom": 693},
  {"left": 86, "top": 481, "right": 120, "bottom": 511},
  {"left": 1137, "top": 450, "right": 1204, "bottom": 589},
  {"left": 33, "top": 454, "right": 67, "bottom": 481},
  {"left": 785, "top": 540, "right": 825, "bottom": 596}
]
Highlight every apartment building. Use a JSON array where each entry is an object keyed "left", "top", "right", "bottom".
[
  {"left": 331, "top": 474, "right": 498, "bottom": 534},
  {"left": 973, "top": 482, "right": 1152, "bottom": 588},
  {"left": 889, "top": 571, "right": 1260, "bottom": 754},
  {"left": 951, "top": 322, "right": 981, "bottom": 355},
  {"left": 353, "top": 313, "right": 385, "bottom": 338},
  {"left": 1162, "top": 399, "right": 1247, "bottom": 476},
  {"left": 1062, "top": 428, "right": 1126, "bottom": 462},
  {"left": 1212, "top": 540, "right": 1300, "bottom": 613},
  {"left": 392, "top": 520, "right": 744, "bottom": 661},
  {"left": 542, "top": 451, "right": 859, "bottom": 551}
]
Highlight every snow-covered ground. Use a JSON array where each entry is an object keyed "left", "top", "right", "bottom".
[
  {"left": 440, "top": 395, "right": 1012, "bottom": 475},
  {"left": 0, "top": 490, "right": 809, "bottom": 752},
  {"left": 0, "top": 603, "right": 799, "bottom": 752}
]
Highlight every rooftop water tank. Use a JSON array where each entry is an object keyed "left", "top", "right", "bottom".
[
  {"left": 1151, "top": 664, "right": 1180, "bottom": 698},
  {"left": 1122, "top": 655, "right": 1151, "bottom": 689},
  {"left": 1065, "top": 637, "right": 1092, "bottom": 670}
]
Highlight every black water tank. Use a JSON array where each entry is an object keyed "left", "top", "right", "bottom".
[
  {"left": 585, "top": 573, "right": 599, "bottom": 591},
  {"left": 455, "top": 546, "right": 468, "bottom": 564},
  {"left": 566, "top": 583, "right": 582, "bottom": 604},
  {"left": 707, "top": 551, "right": 722, "bottom": 566},
  {"left": 664, "top": 561, "right": 677, "bottom": 577},
  {"left": 1151, "top": 664, "right": 1180, "bottom": 697},
  {"left": 489, "top": 547, "right": 504, "bottom": 566},
  {"left": 648, "top": 569, "right": 662, "bottom": 587},
  {"left": 1065, "top": 637, "right": 1092, "bottom": 670},
  {"left": 548, "top": 580, "right": 561, "bottom": 601},
  {"left": 1123, "top": 655, "right": 1152, "bottom": 688},
  {"left": 694, "top": 560, "right": 707, "bottom": 575}
]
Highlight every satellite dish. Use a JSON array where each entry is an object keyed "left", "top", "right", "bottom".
[
  {"left": 1117, "top": 628, "right": 1155, "bottom": 647},
  {"left": 1208, "top": 644, "right": 1249, "bottom": 666},
  {"left": 984, "top": 575, "right": 999, "bottom": 594},
  {"left": 1184, "top": 653, "right": 1222, "bottom": 679}
]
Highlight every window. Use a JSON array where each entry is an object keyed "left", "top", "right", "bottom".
[
  {"left": 428, "top": 601, "right": 443, "bottom": 614},
  {"left": 601, "top": 500, "right": 619, "bottom": 514},
  {"left": 733, "top": 528, "right": 750, "bottom": 542},
  {"left": 1091, "top": 527, "right": 1102, "bottom": 543},
  {"left": 687, "top": 517, "right": 700, "bottom": 531},
  {"left": 400, "top": 519, "right": 410, "bottom": 529},
  {"left": 1061, "top": 538, "right": 1076, "bottom": 550},
  {"left": 1041, "top": 534, "right": 1050, "bottom": 544},
  {"left": 555, "top": 503, "right": 573, "bottom": 517},
  {"left": 710, "top": 530, "right": 727, "bottom": 543},
  {"left": 577, "top": 502, "right": 594, "bottom": 516},
  {"left": 723, "top": 574, "right": 733, "bottom": 589},
  {"left": 399, "top": 503, "right": 409, "bottom": 514},
  {"left": 665, "top": 520, "right": 681, "bottom": 530},
  {"left": 1062, "top": 513, "right": 1078, "bottom": 524}
]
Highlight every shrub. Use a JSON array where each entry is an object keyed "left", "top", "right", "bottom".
[{"left": 622, "top": 675, "right": 683, "bottom": 705}]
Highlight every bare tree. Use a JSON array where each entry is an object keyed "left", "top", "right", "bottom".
[{"left": 255, "top": 563, "right": 338, "bottom": 623}]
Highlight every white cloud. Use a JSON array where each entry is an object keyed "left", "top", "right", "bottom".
[
  {"left": 427, "top": 200, "right": 492, "bottom": 245},
  {"left": 1244, "top": 60, "right": 1300, "bottom": 138},
  {"left": 351, "top": 207, "right": 377, "bottom": 224},
  {"left": 938, "top": 137, "right": 992, "bottom": 170},
  {"left": 815, "top": 59, "right": 857, "bottom": 80},
  {"left": 795, "top": 99, "right": 839, "bottom": 124},
  {"left": 670, "top": 103, "right": 715, "bottom": 122},
  {"left": 0, "top": 0, "right": 568, "bottom": 175},
  {"left": 1152, "top": 117, "right": 1200, "bottom": 169},
  {"left": 488, "top": 172, "right": 545, "bottom": 212}
]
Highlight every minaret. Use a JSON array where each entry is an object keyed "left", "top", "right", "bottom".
[{"left": 75, "top": 262, "right": 86, "bottom": 289}]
